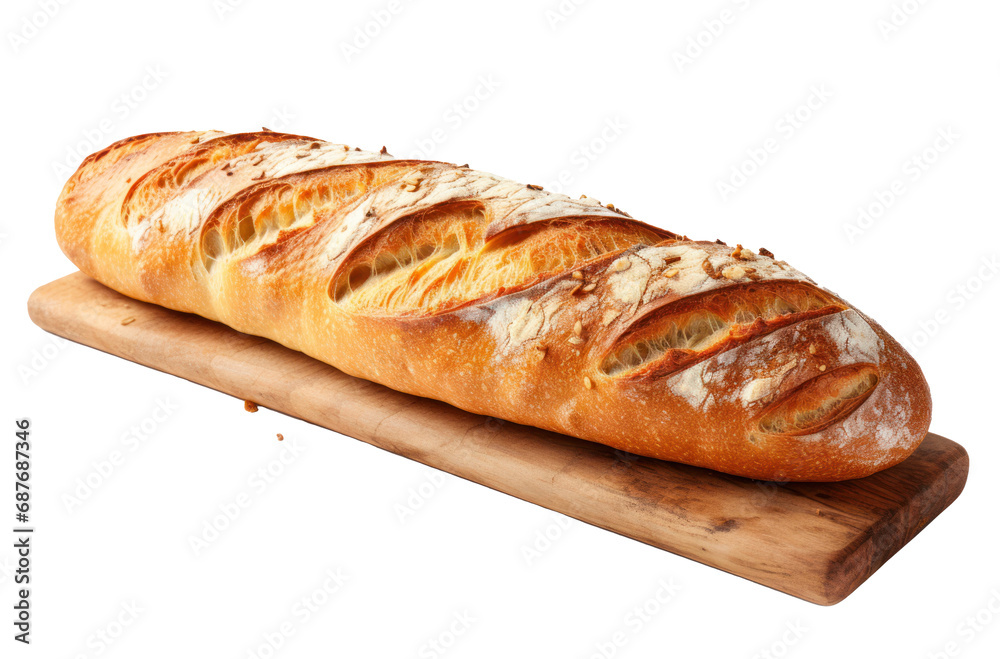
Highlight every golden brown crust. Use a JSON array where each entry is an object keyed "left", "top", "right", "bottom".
[{"left": 54, "top": 131, "right": 932, "bottom": 481}]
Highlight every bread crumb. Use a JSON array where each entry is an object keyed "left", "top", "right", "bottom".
[
  {"left": 244, "top": 400, "right": 259, "bottom": 413},
  {"left": 664, "top": 268, "right": 679, "bottom": 278},
  {"left": 121, "top": 317, "right": 135, "bottom": 326},
  {"left": 722, "top": 265, "right": 746, "bottom": 280},
  {"left": 276, "top": 433, "right": 284, "bottom": 441},
  {"left": 819, "top": 364, "right": 827, "bottom": 372},
  {"left": 401, "top": 173, "right": 421, "bottom": 192}
]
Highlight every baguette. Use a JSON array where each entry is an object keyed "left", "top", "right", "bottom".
[{"left": 54, "top": 130, "right": 932, "bottom": 481}]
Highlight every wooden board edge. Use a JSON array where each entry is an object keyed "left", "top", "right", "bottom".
[
  {"left": 25, "top": 273, "right": 973, "bottom": 606},
  {"left": 820, "top": 439, "right": 970, "bottom": 605}
]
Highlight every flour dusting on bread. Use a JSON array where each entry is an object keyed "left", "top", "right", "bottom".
[{"left": 54, "top": 129, "right": 932, "bottom": 481}]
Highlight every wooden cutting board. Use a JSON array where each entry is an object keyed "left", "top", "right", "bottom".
[{"left": 27, "top": 272, "right": 969, "bottom": 605}]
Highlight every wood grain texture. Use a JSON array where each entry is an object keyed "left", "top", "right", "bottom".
[{"left": 27, "top": 272, "right": 969, "bottom": 605}]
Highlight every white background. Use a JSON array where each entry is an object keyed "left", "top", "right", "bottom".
[{"left": 2, "top": 0, "right": 999, "bottom": 657}]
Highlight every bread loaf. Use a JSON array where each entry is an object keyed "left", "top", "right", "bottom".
[{"left": 54, "top": 130, "right": 932, "bottom": 481}]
